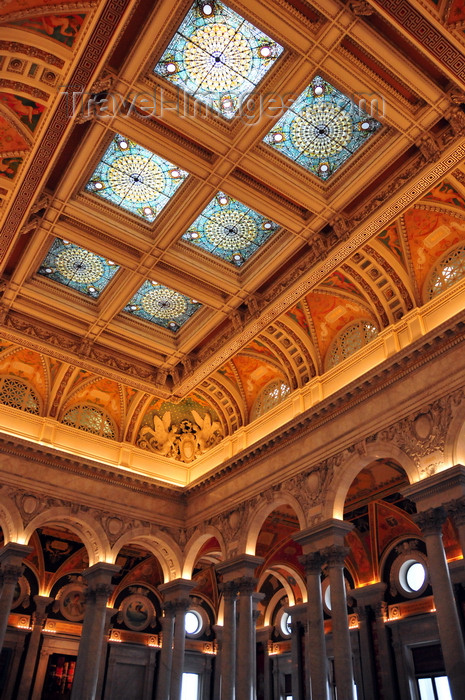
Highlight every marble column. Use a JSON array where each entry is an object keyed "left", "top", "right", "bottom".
[
  {"left": 216, "top": 555, "right": 263, "bottom": 700},
  {"left": 0, "top": 543, "right": 33, "bottom": 652},
  {"left": 446, "top": 497, "right": 465, "bottom": 559},
  {"left": 212, "top": 624, "right": 223, "bottom": 700},
  {"left": 299, "top": 552, "right": 328, "bottom": 700},
  {"left": 322, "top": 544, "right": 354, "bottom": 700},
  {"left": 17, "top": 595, "right": 53, "bottom": 700},
  {"left": 158, "top": 578, "right": 196, "bottom": 700},
  {"left": 95, "top": 606, "right": 117, "bottom": 700},
  {"left": 156, "top": 603, "right": 175, "bottom": 700},
  {"left": 285, "top": 603, "right": 306, "bottom": 700},
  {"left": 70, "top": 562, "right": 120, "bottom": 700},
  {"left": 217, "top": 582, "right": 237, "bottom": 700},
  {"left": 256, "top": 627, "right": 272, "bottom": 700},
  {"left": 414, "top": 507, "right": 465, "bottom": 700}
]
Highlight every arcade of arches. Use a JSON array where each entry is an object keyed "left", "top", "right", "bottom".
[{"left": 2, "top": 0, "right": 465, "bottom": 699}]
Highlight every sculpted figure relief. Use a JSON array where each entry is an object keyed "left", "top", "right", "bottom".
[{"left": 137, "top": 410, "right": 223, "bottom": 462}]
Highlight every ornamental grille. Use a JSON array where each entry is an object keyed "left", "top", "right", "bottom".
[
  {"left": 250, "top": 380, "right": 290, "bottom": 421},
  {"left": 0, "top": 376, "right": 40, "bottom": 414},
  {"left": 427, "top": 245, "right": 465, "bottom": 299},
  {"left": 327, "top": 321, "right": 378, "bottom": 369},
  {"left": 62, "top": 405, "right": 116, "bottom": 439}
]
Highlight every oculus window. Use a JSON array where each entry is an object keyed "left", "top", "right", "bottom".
[
  {"left": 124, "top": 281, "right": 202, "bottom": 331},
  {"left": 86, "top": 134, "right": 188, "bottom": 222},
  {"left": 182, "top": 191, "right": 280, "bottom": 265},
  {"left": 38, "top": 239, "right": 119, "bottom": 298},
  {"left": 154, "top": 0, "right": 283, "bottom": 118},
  {"left": 264, "top": 75, "right": 381, "bottom": 180}
]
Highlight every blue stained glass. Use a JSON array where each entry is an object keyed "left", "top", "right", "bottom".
[
  {"left": 264, "top": 75, "right": 382, "bottom": 180},
  {"left": 154, "top": 0, "right": 283, "bottom": 119},
  {"left": 85, "top": 134, "right": 189, "bottom": 221},
  {"left": 182, "top": 192, "right": 279, "bottom": 265},
  {"left": 124, "top": 281, "right": 202, "bottom": 331},
  {"left": 38, "top": 238, "right": 120, "bottom": 298}
]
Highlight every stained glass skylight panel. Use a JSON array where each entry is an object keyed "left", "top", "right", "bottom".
[
  {"left": 154, "top": 0, "right": 283, "bottom": 119},
  {"left": 124, "top": 281, "right": 201, "bottom": 331},
  {"left": 264, "top": 76, "right": 381, "bottom": 180},
  {"left": 182, "top": 192, "right": 279, "bottom": 265},
  {"left": 85, "top": 134, "right": 188, "bottom": 221},
  {"left": 38, "top": 238, "right": 119, "bottom": 298}
]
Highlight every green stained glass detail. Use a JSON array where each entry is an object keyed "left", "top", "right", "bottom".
[
  {"left": 182, "top": 192, "right": 279, "bottom": 265},
  {"left": 124, "top": 281, "right": 201, "bottom": 331},
  {"left": 154, "top": 0, "right": 283, "bottom": 119},
  {"left": 38, "top": 238, "right": 119, "bottom": 298},
  {"left": 264, "top": 75, "right": 381, "bottom": 180},
  {"left": 85, "top": 134, "right": 188, "bottom": 221}
]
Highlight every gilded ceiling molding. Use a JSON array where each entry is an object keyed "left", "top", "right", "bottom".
[{"left": 0, "top": 0, "right": 128, "bottom": 263}]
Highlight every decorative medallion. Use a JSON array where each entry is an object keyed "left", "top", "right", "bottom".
[
  {"left": 57, "top": 583, "right": 86, "bottom": 622},
  {"left": 264, "top": 75, "right": 381, "bottom": 180},
  {"left": 182, "top": 191, "right": 280, "bottom": 265},
  {"left": 124, "top": 281, "right": 201, "bottom": 330},
  {"left": 85, "top": 134, "right": 188, "bottom": 221},
  {"left": 154, "top": 0, "right": 283, "bottom": 118},
  {"left": 118, "top": 591, "right": 156, "bottom": 632},
  {"left": 38, "top": 238, "right": 119, "bottom": 297}
]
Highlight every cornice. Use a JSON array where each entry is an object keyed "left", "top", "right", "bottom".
[{"left": 186, "top": 308, "right": 465, "bottom": 494}]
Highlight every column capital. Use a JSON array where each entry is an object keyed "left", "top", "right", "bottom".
[
  {"left": 237, "top": 575, "right": 257, "bottom": 595},
  {"left": 413, "top": 506, "right": 447, "bottom": 535},
  {"left": 0, "top": 542, "right": 33, "bottom": 567},
  {"left": 1, "top": 563, "right": 24, "bottom": 584},
  {"left": 284, "top": 602, "right": 307, "bottom": 624},
  {"left": 349, "top": 582, "right": 387, "bottom": 608},
  {"left": 293, "top": 519, "right": 354, "bottom": 553},
  {"left": 299, "top": 551, "right": 325, "bottom": 572},
  {"left": 82, "top": 562, "right": 120, "bottom": 588},
  {"left": 159, "top": 578, "right": 196, "bottom": 603},
  {"left": 216, "top": 554, "right": 264, "bottom": 582},
  {"left": 86, "top": 582, "right": 114, "bottom": 603},
  {"left": 219, "top": 579, "right": 239, "bottom": 599},
  {"left": 32, "top": 595, "right": 53, "bottom": 627},
  {"left": 446, "top": 497, "right": 465, "bottom": 526},
  {"left": 321, "top": 544, "right": 350, "bottom": 568}
]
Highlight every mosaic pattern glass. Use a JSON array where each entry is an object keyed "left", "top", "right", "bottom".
[
  {"left": 38, "top": 238, "right": 119, "bottom": 298},
  {"left": 124, "top": 280, "right": 201, "bottom": 331},
  {"left": 154, "top": 0, "right": 283, "bottom": 119},
  {"left": 264, "top": 75, "right": 381, "bottom": 180},
  {"left": 85, "top": 134, "right": 188, "bottom": 221},
  {"left": 0, "top": 376, "right": 39, "bottom": 414},
  {"left": 62, "top": 404, "right": 116, "bottom": 439},
  {"left": 427, "top": 245, "right": 465, "bottom": 299},
  {"left": 182, "top": 192, "right": 280, "bottom": 265},
  {"left": 327, "top": 320, "right": 378, "bottom": 369},
  {"left": 250, "top": 380, "right": 290, "bottom": 421}
]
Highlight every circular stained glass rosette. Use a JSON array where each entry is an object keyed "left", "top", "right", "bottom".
[
  {"left": 154, "top": 1, "right": 283, "bottom": 119},
  {"left": 86, "top": 135, "right": 188, "bottom": 221},
  {"left": 265, "top": 76, "right": 381, "bottom": 179},
  {"left": 141, "top": 287, "right": 188, "bottom": 319},
  {"left": 38, "top": 239, "right": 119, "bottom": 298},
  {"left": 182, "top": 194, "right": 279, "bottom": 265},
  {"left": 125, "top": 282, "right": 201, "bottom": 330}
]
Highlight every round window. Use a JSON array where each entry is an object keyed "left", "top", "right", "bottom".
[
  {"left": 280, "top": 612, "right": 292, "bottom": 636},
  {"left": 399, "top": 559, "right": 427, "bottom": 594},
  {"left": 185, "top": 610, "right": 202, "bottom": 635},
  {"left": 324, "top": 584, "right": 332, "bottom": 611}
]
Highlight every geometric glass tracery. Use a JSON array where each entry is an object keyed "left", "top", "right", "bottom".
[
  {"left": 327, "top": 320, "right": 378, "bottom": 369},
  {"left": 38, "top": 238, "right": 120, "bottom": 298},
  {"left": 427, "top": 244, "right": 465, "bottom": 299},
  {"left": 182, "top": 192, "right": 280, "bottom": 265},
  {"left": 62, "top": 404, "right": 116, "bottom": 439},
  {"left": 154, "top": 0, "right": 283, "bottom": 119},
  {"left": 250, "top": 379, "right": 290, "bottom": 421},
  {"left": 0, "top": 376, "right": 39, "bottom": 414},
  {"left": 124, "top": 280, "right": 201, "bottom": 331},
  {"left": 264, "top": 75, "right": 381, "bottom": 180},
  {"left": 85, "top": 134, "right": 189, "bottom": 222}
]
